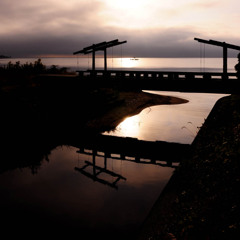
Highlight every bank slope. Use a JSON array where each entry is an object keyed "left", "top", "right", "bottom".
[{"left": 138, "top": 94, "right": 240, "bottom": 240}]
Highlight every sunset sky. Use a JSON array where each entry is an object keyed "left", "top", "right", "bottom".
[{"left": 0, "top": 0, "right": 240, "bottom": 57}]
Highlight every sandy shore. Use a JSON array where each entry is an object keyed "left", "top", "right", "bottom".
[{"left": 86, "top": 90, "right": 188, "bottom": 132}]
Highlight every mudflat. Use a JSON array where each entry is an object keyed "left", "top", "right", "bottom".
[{"left": 85, "top": 90, "right": 188, "bottom": 132}]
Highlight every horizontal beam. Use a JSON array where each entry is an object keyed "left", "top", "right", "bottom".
[
  {"left": 83, "top": 39, "right": 118, "bottom": 52},
  {"left": 83, "top": 41, "right": 127, "bottom": 54},
  {"left": 73, "top": 39, "right": 127, "bottom": 55},
  {"left": 73, "top": 41, "right": 107, "bottom": 55},
  {"left": 194, "top": 38, "right": 211, "bottom": 45},
  {"left": 78, "top": 70, "right": 237, "bottom": 80},
  {"left": 194, "top": 37, "right": 240, "bottom": 51},
  {"left": 210, "top": 39, "right": 240, "bottom": 51},
  {"left": 76, "top": 70, "right": 239, "bottom": 94},
  {"left": 82, "top": 41, "right": 108, "bottom": 52}
]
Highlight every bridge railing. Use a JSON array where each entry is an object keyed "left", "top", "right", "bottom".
[{"left": 77, "top": 70, "right": 237, "bottom": 81}]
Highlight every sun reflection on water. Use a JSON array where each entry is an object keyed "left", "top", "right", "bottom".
[
  {"left": 115, "top": 114, "right": 141, "bottom": 137},
  {"left": 104, "top": 92, "right": 228, "bottom": 144},
  {"left": 121, "top": 58, "right": 140, "bottom": 68}
]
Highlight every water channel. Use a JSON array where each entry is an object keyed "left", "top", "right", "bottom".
[
  {"left": 104, "top": 91, "right": 228, "bottom": 144},
  {"left": 0, "top": 91, "right": 227, "bottom": 239}
]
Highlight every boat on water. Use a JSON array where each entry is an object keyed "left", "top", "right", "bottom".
[{"left": 130, "top": 57, "right": 139, "bottom": 60}]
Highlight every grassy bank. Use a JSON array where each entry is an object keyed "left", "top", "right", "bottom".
[{"left": 138, "top": 94, "right": 240, "bottom": 240}]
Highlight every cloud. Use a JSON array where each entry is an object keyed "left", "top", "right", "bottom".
[
  {"left": 0, "top": 0, "right": 108, "bottom": 56},
  {"left": 0, "top": 0, "right": 104, "bottom": 35},
  {"left": 0, "top": 0, "right": 239, "bottom": 57},
  {"left": 0, "top": 23, "right": 239, "bottom": 58},
  {"left": 190, "top": 0, "right": 225, "bottom": 9}
]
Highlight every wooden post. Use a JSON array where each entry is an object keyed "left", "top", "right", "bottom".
[
  {"left": 104, "top": 48, "right": 107, "bottom": 71},
  {"left": 223, "top": 44, "right": 228, "bottom": 77},
  {"left": 92, "top": 50, "right": 95, "bottom": 71}
]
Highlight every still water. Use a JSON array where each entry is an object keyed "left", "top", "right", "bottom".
[
  {"left": 104, "top": 91, "right": 228, "bottom": 144},
  {"left": 0, "top": 145, "right": 174, "bottom": 239}
]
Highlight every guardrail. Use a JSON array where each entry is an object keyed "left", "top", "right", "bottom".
[{"left": 77, "top": 70, "right": 237, "bottom": 81}]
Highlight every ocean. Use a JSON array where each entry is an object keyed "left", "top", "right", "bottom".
[{"left": 0, "top": 57, "right": 238, "bottom": 73}]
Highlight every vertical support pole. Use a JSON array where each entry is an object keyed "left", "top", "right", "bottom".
[
  {"left": 92, "top": 50, "right": 95, "bottom": 71},
  {"left": 104, "top": 48, "right": 107, "bottom": 71},
  {"left": 223, "top": 43, "right": 228, "bottom": 78}
]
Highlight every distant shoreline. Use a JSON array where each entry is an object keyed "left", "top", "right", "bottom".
[{"left": 0, "top": 55, "right": 11, "bottom": 59}]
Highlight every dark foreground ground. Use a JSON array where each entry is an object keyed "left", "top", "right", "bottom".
[
  {"left": 0, "top": 72, "right": 187, "bottom": 239},
  {"left": 1, "top": 70, "right": 240, "bottom": 239},
  {"left": 138, "top": 94, "right": 240, "bottom": 240}
]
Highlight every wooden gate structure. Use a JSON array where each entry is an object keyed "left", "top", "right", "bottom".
[
  {"left": 73, "top": 39, "right": 127, "bottom": 71},
  {"left": 71, "top": 38, "right": 240, "bottom": 93},
  {"left": 194, "top": 37, "right": 240, "bottom": 76}
]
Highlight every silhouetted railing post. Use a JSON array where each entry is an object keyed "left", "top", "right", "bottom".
[
  {"left": 203, "top": 73, "right": 211, "bottom": 81},
  {"left": 92, "top": 50, "right": 95, "bottom": 71},
  {"left": 76, "top": 69, "right": 238, "bottom": 93},
  {"left": 104, "top": 48, "right": 107, "bottom": 71},
  {"left": 223, "top": 44, "right": 228, "bottom": 79}
]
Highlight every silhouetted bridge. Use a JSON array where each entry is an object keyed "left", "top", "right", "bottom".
[
  {"left": 73, "top": 37, "right": 240, "bottom": 93},
  {"left": 77, "top": 70, "right": 240, "bottom": 93},
  {"left": 71, "top": 134, "right": 190, "bottom": 168}
]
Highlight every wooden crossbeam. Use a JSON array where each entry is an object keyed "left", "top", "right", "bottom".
[
  {"left": 73, "top": 39, "right": 127, "bottom": 55},
  {"left": 73, "top": 41, "right": 105, "bottom": 55},
  {"left": 83, "top": 40, "right": 127, "bottom": 54},
  {"left": 82, "top": 39, "right": 119, "bottom": 54},
  {"left": 73, "top": 41, "right": 107, "bottom": 55},
  {"left": 194, "top": 38, "right": 240, "bottom": 50},
  {"left": 194, "top": 38, "right": 210, "bottom": 45}
]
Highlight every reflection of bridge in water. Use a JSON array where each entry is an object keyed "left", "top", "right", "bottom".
[
  {"left": 73, "top": 134, "right": 190, "bottom": 189},
  {"left": 75, "top": 158, "right": 127, "bottom": 190}
]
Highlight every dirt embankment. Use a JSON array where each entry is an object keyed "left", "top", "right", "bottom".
[{"left": 138, "top": 94, "right": 240, "bottom": 240}]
